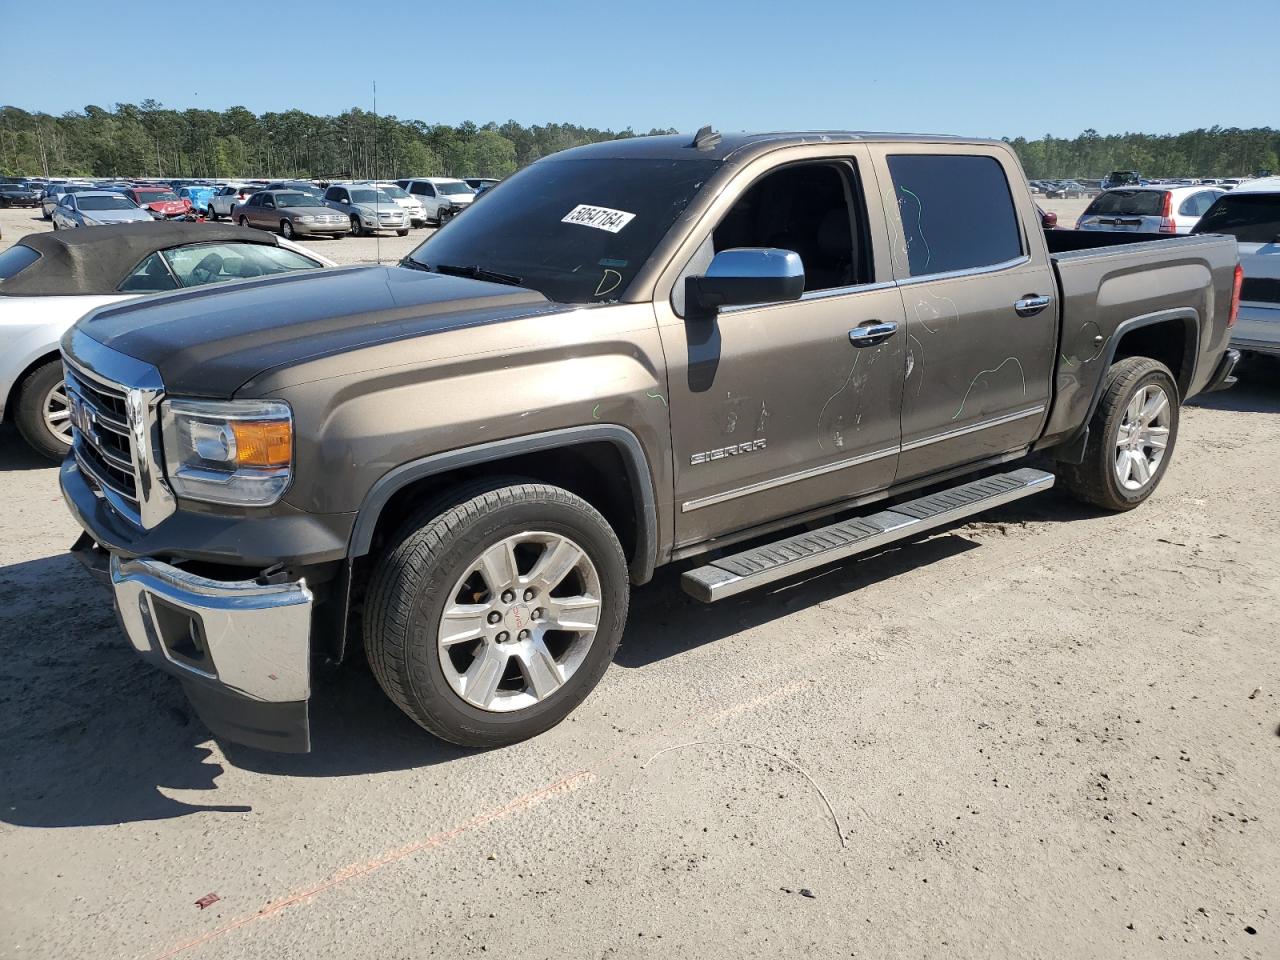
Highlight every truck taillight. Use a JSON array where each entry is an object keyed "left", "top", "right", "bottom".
[
  {"left": 1158, "top": 191, "right": 1176, "bottom": 234},
  {"left": 1228, "top": 263, "right": 1243, "bottom": 328}
]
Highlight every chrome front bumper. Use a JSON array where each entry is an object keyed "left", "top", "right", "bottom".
[{"left": 109, "top": 555, "right": 314, "bottom": 751}]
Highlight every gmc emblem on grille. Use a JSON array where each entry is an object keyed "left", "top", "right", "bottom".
[{"left": 70, "top": 396, "right": 96, "bottom": 436}]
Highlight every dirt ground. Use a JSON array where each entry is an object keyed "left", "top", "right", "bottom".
[{"left": 0, "top": 198, "right": 1276, "bottom": 960}]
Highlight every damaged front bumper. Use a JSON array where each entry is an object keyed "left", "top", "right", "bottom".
[{"left": 73, "top": 539, "right": 315, "bottom": 752}]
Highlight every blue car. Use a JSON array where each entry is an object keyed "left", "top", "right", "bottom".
[{"left": 177, "top": 185, "right": 217, "bottom": 212}]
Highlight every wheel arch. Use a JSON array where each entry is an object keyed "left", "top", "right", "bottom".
[
  {"left": 349, "top": 425, "right": 658, "bottom": 585},
  {"left": 3, "top": 349, "right": 61, "bottom": 423}
]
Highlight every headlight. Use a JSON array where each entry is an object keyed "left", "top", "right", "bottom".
[
  {"left": 296, "top": 215, "right": 315, "bottom": 222},
  {"left": 161, "top": 399, "right": 293, "bottom": 506}
]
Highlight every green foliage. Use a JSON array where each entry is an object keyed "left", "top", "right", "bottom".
[
  {"left": 0, "top": 102, "right": 678, "bottom": 179},
  {"left": 1005, "top": 127, "right": 1280, "bottom": 179},
  {"left": 7, "top": 104, "right": 1268, "bottom": 183}
]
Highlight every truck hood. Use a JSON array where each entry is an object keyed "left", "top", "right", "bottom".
[{"left": 72, "top": 265, "right": 555, "bottom": 397}]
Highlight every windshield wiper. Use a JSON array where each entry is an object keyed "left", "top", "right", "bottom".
[
  {"left": 432, "top": 263, "right": 525, "bottom": 287},
  {"left": 399, "top": 257, "right": 432, "bottom": 273}
]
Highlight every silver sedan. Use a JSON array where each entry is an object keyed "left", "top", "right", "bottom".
[{"left": 52, "top": 191, "right": 154, "bottom": 229}]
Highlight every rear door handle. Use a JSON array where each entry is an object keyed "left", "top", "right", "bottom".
[
  {"left": 1014, "top": 295, "right": 1052, "bottom": 317},
  {"left": 848, "top": 321, "right": 899, "bottom": 347}
]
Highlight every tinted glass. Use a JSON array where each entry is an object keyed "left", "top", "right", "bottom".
[
  {"left": 79, "top": 195, "right": 137, "bottom": 210},
  {"left": 1192, "top": 193, "right": 1280, "bottom": 243},
  {"left": 349, "top": 189, "right": 394, "bottom": 204},
  {"left": 275, "top": 192, "right": 323, "bottom": 207},
  {"left": 119, "top": 253, "right": 179, "bottom": 292},
  {"left": 1084, "top": 190, "right": 1165, "bottom": 216},
  {"left": 0, "top": 245, "right": 41, "bottom": 281},
  {"left": 437, "top": 182, "right": 474, "bottom": 196},
  {"left": 162, "top": 242, "right": 321, "bottom": 286},
  {"left": 376, "top": 184, "right": 410, "bottom": 199},
  {"left": 887, "top": 154, "right": 1023, "bottom": 275},
  {"left": 407, "top": 157, "right": 718, "bottom": 304}
]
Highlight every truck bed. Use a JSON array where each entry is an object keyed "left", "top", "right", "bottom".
[{"left": 1039, "top": 230, "right": 1238, "bottom": 445}]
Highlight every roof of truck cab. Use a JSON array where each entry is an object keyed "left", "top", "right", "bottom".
[{"left": 547, "top": 131, "right": 1001, "bottom": 164}]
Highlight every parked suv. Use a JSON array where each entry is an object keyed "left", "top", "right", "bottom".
[
  {"left": 206, "top": 184, "right": 260, "bottom": 221},
  {"left": 1076, "top": 185, "right": 1224, "bottom": 235},
  {"left": 396, "top": 177, "right": 476, "bottom": 223},
  {"left": 1193, "top": 177, "right": 1280, "bottom": 358},
  {"left": 323, "top": 184, "right": 410, "bottom": 236}
]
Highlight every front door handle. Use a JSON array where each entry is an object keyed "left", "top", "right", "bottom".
[
  {"left": 848, "top": 320, "right": 899, "bottom": 347},
  {"left": 1014, "top": 295, "right": 1052, "bottom": 317}
]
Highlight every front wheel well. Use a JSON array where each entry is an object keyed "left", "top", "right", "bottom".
[{"left": 360, "top": 441, "right": 644, "bottom": 578}]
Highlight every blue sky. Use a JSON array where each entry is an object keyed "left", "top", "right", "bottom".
[{"left": 2, "top": 0, "right": 1275, "bottom": 138}]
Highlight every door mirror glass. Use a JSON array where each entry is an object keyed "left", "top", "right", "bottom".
[{"left": 686, "top": 248, "right": 805, "bottom": 314}]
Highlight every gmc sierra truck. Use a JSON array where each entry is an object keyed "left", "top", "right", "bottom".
[{"left": 58, "top": 130, "right": 1242, "bottom": 753}]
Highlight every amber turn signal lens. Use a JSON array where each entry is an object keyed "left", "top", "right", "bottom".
[{"left": 230, "top": 419, "right": 292, "bottom": 468}]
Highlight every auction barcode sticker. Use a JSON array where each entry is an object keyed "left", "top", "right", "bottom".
[{"left": 562, "top": 204, "right": 636, "bottom": 233}]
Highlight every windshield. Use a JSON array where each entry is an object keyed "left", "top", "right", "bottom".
[
  {"left": 350, "top": 189, "right": 396, "bottom": 204},
  {"left": 137, "top": 190, "right": 179, "bottom": 203},
  {"left": 1192, "top": 193, "right": 1280, "bottom": 243},
  {"left": 407, "top": 157, "right": 719, "bottom": 304},
  {"left": 437, "top": 182, "right": 475, "bottom": 196},
  {"left": 375, "top": 184, "right": 410, "bottom": 199},
  {"left": 276, "top": 192, "right": 324, "bottom": 207},
  {"left": 1085, "top": 190, "right": 1165, "bottom": 216},
  {"left": 80, "top": 195, "right": 138, "bottom": 211}
]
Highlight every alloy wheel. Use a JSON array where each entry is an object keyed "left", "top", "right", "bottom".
[
  {"left": 436, "top": 532, "right": 602, "bottom": 713},
  {"left": 1114, "top": 383, "right": 1170, "bottom": 491},
  {"left": 43, "top": 379, "right": 73, "bottom": 448}
]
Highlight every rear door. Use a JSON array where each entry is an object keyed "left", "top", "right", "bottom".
[
  {"left": 865, "top": 145, "right": 1056, "bottom": 482},
  {"left": 654, "top": 145, "right": 906, "bottom": 549}
]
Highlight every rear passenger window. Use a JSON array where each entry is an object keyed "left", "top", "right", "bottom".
[{"left": 887, "top": 155, "right": 1023, "bottom": 276}]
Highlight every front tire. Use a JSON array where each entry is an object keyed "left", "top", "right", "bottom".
[
  {"left": 396, "top": 228, "right": 409, "bottom": 237},
  {"left": 238, "top": 215, "right": 249, "bottom": 228},
  {"left": 207, "top": 206, "right": 218, "bottom": 221},
  {"left": 1057, "top": 356, "right": 1179, "bottom": 511},
  {"left": 15, "top": 360, "right": 74, "bottom": 462},
  {"left": 349, "top": 215, "right": 363, "bottom": 236},
  {"left": 363, "top": 481, "right": 629, "bottom": 747},
  {"left": 281, "top": 219, "right": 295, "bottom": 239}
]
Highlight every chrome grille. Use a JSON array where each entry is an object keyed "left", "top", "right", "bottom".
[{"left": 63, "top": 362, "right": 141, "bottom": 513}]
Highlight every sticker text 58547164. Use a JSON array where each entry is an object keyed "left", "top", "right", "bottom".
[{"left": 562, "top": 204, "right": 636, "bottom": 234}]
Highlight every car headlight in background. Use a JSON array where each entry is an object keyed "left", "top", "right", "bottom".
[{"left": 161, "top": 399, "right": 293, "bottom": 505}]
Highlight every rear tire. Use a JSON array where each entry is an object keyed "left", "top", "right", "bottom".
[
  {"left": 363, "top": 480, "right": 629, "bottom": 747},
  {"left": 1057, "top": 356, "right": 1179, "bottom": 511},
  {"left": 15, "top": 360, "right": 73, "bottom": 462}
]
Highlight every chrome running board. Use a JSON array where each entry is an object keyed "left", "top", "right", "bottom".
[{"left": 681, "top": 467, "right": 1055, "bottom": 602}]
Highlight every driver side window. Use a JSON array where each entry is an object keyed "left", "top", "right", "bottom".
[
  {"left": 715, "top": 163, "right": 870, "bottom": 292},
  {"left": 673, "top": 160, "right": 873, "bottom": 315}
]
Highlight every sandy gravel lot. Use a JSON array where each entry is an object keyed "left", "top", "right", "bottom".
[{"left": 0, "top": 199, "right": 1276, "bottom": 960}]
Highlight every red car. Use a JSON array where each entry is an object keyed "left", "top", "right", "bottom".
[{"left": 122, "top": 186, "right": 191, "bottom": 219}]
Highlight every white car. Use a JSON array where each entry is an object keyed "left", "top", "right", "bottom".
[
  {"left": 51, "top": 191, "right": 153, "bottom": 229},
  {"left": 0, "top": 223, "right": 334, "bottom": 460},
  {"left": 364, "top": 181, "right": 428, "bottom": 227},
  {"left": 395, "top": 177, "right": 477, "bottom": 224},
  {"left": 1192, "top": 176, "right": 1280, "bottom": 358},
  {"left": 1076, "top": 184, "right": 1225, "bottom": 235}
]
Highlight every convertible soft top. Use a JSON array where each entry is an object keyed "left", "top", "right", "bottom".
[{"left": 1, "top": 222, "right": 285, "bottom": 296}]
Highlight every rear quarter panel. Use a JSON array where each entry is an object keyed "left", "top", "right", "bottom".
[{"left": 1042, "top": 234, "right": 1237, "bottom": 443}]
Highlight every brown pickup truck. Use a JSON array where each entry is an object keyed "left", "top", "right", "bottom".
[{"left": 58, "top": 130, "right": 1241, "bottom": 752}]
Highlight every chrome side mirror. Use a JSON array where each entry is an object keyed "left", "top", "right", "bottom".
[{"left": 686, "top": 248, "right": 805, "bottom": 315}]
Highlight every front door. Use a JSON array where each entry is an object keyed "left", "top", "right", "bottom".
[
  {"left": 655, "top": 152, "right": 905, "bottom": 550},
  {"left": 867, "top": 147, "right": 1057, "bottom": 481}
]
